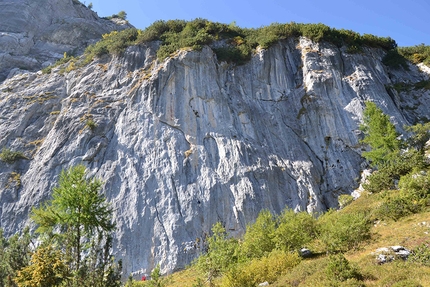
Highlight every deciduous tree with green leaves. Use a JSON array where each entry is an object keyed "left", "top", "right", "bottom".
[
  {"left": 195, "top": 223, "right": 239, "bottom": 286},
  {"left": 30, "top": 164, "right": 120, "bottom": 287}
]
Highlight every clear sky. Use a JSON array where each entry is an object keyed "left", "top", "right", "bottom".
[{"left": 86, "top": 0, "right": 429, "bottom": 47}]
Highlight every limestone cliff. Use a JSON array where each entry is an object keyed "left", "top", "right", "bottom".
[
  {"left": 1, "top": 14, "right": 430, "bottom": 277},
  {"left": 0, "top": 0, "right": 130, "bottom": 81}
]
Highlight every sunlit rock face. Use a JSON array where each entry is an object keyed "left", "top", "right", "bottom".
[
  {"left": 0, "top": 0, "right": 130, "bottom": 81},
  {"left": 1, "top": 25, "right": 429, "bottom": 276}
]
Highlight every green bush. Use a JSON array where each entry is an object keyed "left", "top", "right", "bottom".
[
  {"left": 377, "top": 191, "right": 422, "bottom": 221},
  {"left": 240, "top": 210, "right": 276, "bottom": 259},
  {"left": 85, "top": 119, "right": 97, "bottom": 131},
  {"left": 85, "top": 28, "right": 139, "bottom": 60},
  {"left": 318, "top": 210, "right": 371, "bottom": 252},
  {"left": 194, "top": 223, "right": 239, "bottom": 283},
  {"left": 397, "top": 44, "right": 430, "bottom": 66},
  {"left": 338, "top": 194, "right": 354, "bottom": 208},
  {"left": 364, "top": 148, "right": 428, "bottom": 193},
  {"left": 146, "top": 264, "right": 170, "bottom": 287},
  {"left": 383, "top": 49, "right": 409, "bottom": 69},
  {"left": 409, "top": 242, "right": 430, "bottom": 266},
  {"left": 0, "top": 228, "right": 31, "bottom": 286},
  {"left": 398, "top": 171, "right": 430, "bottom": 204},
  {"left": 0, "top": 148, "right": 27, "bottom": 163},
  {"left": 363, "top": 167, "right": 396, "bottom": 193},
  {"left": 221, "top": 250, "right": 301, "bottom": 287},
  {"left": 82, "top": 19, "right": 398, "bottom": 65},
  {"left": 325, "top": 254, "right": 362, "bottom": 282},
  {"left": 272, "top": 209, "right": 317, "bottom": 252},
  {"left": 117, "top": 11, "right": 127, "bottom": 20}
]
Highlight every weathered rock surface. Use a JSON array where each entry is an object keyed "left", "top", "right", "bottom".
[
  {"left": 372, "top": 246, "right": 411, "bottom": 264},
  {"left": 1, "top": 34, "right": 430, "bottom": 276},
  {"left": 0, "top": 0, "right": 130, "bottom": 82}
]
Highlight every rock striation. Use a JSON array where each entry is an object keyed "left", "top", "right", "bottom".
[
  {"left": 1, "top": 13, "right": 430, "bottom": 276},
  {"left": 0, "top": 0, "right": 130, "bottom": 82}
]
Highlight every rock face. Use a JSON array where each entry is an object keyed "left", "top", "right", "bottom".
[
  {"left": 0, "top": 0, "right": 130, "bottom": 82},
  {"left": 1, "top": 28, "right": 430, "bottom": 276}
]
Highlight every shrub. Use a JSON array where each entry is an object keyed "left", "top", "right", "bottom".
[
  {"left": 398, "top": 171, "right": 430, "bottom": 204},
  {"left": 82, "top": 19, "right": 399, "bottom": 66},
  {"left": 377, "top": 191, "right": 422, "bottom": 221},
  {"left": 117, "top": 11, "right": 127, "bottom": 20},
  {"left": 0, "top": 148, "right": 27, "bottom": 163},
  {"left": 221, "top": 250, "right": 301, "bottom": 287},
  {"left": 15, "top": 244, "right": 68, "bottom": 287},
  {"left": 300, "top": 23, "right": 331, "bottom": 43},
  {"left": 42, "top": 52, "right": 76, "bottom": 74},
  {"left": 194, "top": 223, "right": 239, "bottom": 283},
  {"left": 364, "top": 148, "right": 428, "bottom": 193},
  {"left": 272, "top": 209, "right": 317, "bottom": 252},
  {"left": 363, "top": 166, "right": 397, "bottom": 193},
  {"left": 85, "top": 119, "right": 97, "bottom": 131},
  {"left": 146, "top": 264, "right": 170, "bottom": 287},
  {"left": 397, "top": 44, "right": 430, "bottom": 66},
  {"left": 409, "top": 242, "right": 430, "bottom": 266},
  {"left": 383, "top": 49, "right": 409, "bottom": 70},
  {"left": 85, "top": 28, "right": 139, "bottom": 60},
  {"left": 338, "top": 194, "right": 354, "bottom": 209},
  {"left": 240, "top": 210, "right": 276, "bottom": 260},
  {"left": 318, "top": 210, "right": 371, "bottom": 252},
  {"left": 325, "top": 254, "right": 362, "bottom": 282},
  {"left": 0, "top": 228, "right": 32, "bottom": 287},
  {"left": 405, "top": 122, "right": 430, "bottom": 150}
]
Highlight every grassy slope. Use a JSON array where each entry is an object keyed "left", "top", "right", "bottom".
[{"left": 163, "top": 191, "right": 430, "bottom": 287}]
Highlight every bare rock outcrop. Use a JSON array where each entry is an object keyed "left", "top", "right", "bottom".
[{"left": 0, "top": 0, "right": 130, "bottom": 81}]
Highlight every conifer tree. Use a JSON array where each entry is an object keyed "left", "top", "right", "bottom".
[
  {"left": 360, "top": 101, "right": 401, "bottom": 167},
  {"left": 30, "top": 164, "right": 120, "bottom": 287}
]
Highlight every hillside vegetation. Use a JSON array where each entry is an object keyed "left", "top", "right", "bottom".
[
  {"left": 83, "top": 19, "right": 396, "bottom": 64},
  {"left": 125, "top": 102, "right": 430, "bottom": 287},
  {"left": 42, "top": 19, "right": 430, "bottom": 74}
]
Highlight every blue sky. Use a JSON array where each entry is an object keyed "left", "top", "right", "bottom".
[{"left": 86, "top": 0, "right": 429, "bottom": 47}]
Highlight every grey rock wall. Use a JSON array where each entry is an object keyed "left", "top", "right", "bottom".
[
  {"left": 1, "top": 37, "right": 429, "bottom": 276},
  {"left": 0, "top": 0, "right": 130, "bottom": 82}
]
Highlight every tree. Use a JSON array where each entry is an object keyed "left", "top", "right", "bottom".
[
  {"left": 31, "top": 164, "right": 119, "bottom": 286},
  {"left": 405, "top": 122, "right": 430, "bottom": 151},
  {"left": 147, "top": 264, "right": 170, "bottom": 287},
  {"left": 0, "top": 228, "right": 32, "bottom": 287},
  {"left": 117, "top": 11, "right": 127, "bottom": 20},
  {"left": 360, "top": 101, "right": 401, "bottom": 167},
  {"left": 195, "top": 223, "right": 239, "bottom": 285}
]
